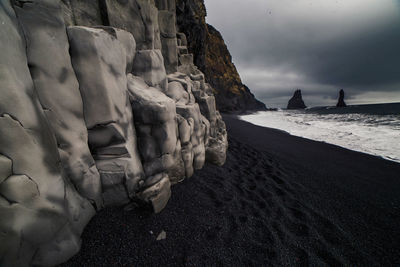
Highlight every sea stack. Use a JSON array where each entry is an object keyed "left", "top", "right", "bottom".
[
  {"left": 336, "top": 89, "right": 347, "bottom": 107},
  {"left": 287, "top": 89, "right": 307, "bottom": 109}
]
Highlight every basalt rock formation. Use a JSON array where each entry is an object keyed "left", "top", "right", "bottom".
[
  {"left": 287, "top": 90, "right": 307, "bottom": 110},
  {"left": 175, "top": 0, "right": 266, "bottom": 113},
  {"left": 0, "top": 0, "right": 227, "bottom": 266},
  {"left": 336, "top": 89, "right": 347, "bottom": 107}
]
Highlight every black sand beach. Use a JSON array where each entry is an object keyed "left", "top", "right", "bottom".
[{"left": 62, "top": 115, "right": 400, "bottom": 266}]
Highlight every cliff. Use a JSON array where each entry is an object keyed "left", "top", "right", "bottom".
[
  {"left": 176, "top": 0, "right": 266, "bottom": 113},
  {"left": 0, "top": 0, "right": 227, "bottom": 265}
]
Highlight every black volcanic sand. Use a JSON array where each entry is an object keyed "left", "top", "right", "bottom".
[{"left": 62, "top": 115, "right": 400, "bottom": 266}]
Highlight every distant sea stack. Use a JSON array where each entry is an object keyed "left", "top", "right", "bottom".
[
  {"left": 336, "top": 89, "right": 347, "bottom": 107},
  {"left": 176, "top": 0, "right": 266, "bottom": 113},
  {"left": 287, "top": 90, "right": 307, "bottom": 109}
]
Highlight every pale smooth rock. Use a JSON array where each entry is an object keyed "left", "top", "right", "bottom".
[
  {"left": 132, "top": 49, "right": 168, "bottom": 91},
  {"left": 68, "top": 26, "right": 145, "bottom": 206},
  {"left": 176, "top": 104, "right": 206, "bottom": 170},
  {"left": 206, "top": 112, "right": 228, "bottom": 166},
  {"left": 14, "top": 0, "right": 102, "bottom": 208},
  {"left": 127, "top": 74, "right": 184, "bottom": 183},
  {"left": 137, "top": 175, "right": 171, "bottom": 213},
  {"left": 166, "top": 81, "right": 189, "bottom": 105},
  {"left": 156, "top": 230, "right": 167, "bottom": 241},
  {"left": 94, "top": 26, "right": 137, "bottom": 74}
]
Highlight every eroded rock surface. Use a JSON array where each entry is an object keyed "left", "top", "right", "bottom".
[
  {"left": 67, "top": 26, "right": 145, "bottom": 207},
  {"left": 14, "top": 0, "right": 102, "bottom": 208},
  {"left": 0, "top": 0, "right": 229, "bottom": 265},
  {"left": 0, "top": 2, "right": 94, "bottom": 266}
]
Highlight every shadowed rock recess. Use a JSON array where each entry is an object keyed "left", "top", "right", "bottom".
[{"left": 0, "top": 0, "right": 228, "bottom": 265}]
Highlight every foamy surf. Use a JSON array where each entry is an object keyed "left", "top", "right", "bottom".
[{"left": 240, "top": 103, "right": 400, "bottom": 163}]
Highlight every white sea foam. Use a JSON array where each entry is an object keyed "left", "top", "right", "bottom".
[{"left": 240, "top": 110, "right": 400, "bottom": 163}]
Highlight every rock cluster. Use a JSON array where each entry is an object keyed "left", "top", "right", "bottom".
[
  {"left": 287, "top": 90, "right": 307, "bottom": 110},
  {"left": 0, "top": 0, "right": 227, "bottom": 266},
  {"left": 336, "top": 89, "right": 347, "bottom": 107},
  {"left": 176, "top": 0, "right": 266, "bottom": 113}
]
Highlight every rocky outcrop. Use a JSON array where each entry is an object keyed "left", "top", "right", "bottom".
[
  {"left": 287, "top": 90, "right": 307, "bottom": 110},
  {"left": 175, "top": 0, "right": 266, "bottom": 113},
  {"left": 13, "top": 0, "right": 102, "bottom": 209},
  {"left": 337, "top": 89, "right": 347, "bottom": 107},
  {"left": 67, "top": 26, "right": 145, "bottom": 207},
  {"left": 0, "top": 0, "right": 228, "bottom": 266},
  {"left": 0, "top": 2, "right": 94, "bottom": 265}
]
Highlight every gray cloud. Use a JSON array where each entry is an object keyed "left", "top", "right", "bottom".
[{"left": 204, "top": 0, "right": 400, "bottom": 108}]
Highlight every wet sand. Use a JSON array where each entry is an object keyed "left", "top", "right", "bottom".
[{"left": 62, "top": 115, "right": 400, "bottom": 266}]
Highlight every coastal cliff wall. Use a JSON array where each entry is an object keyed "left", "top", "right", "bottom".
[
  {"left": 0, "top": 0, "right": 228, "bottom": 265},
  {"left": 176, "top": 0, "right": 266, "bottom": 113}
]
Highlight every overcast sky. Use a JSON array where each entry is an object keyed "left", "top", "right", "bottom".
[{"left": 204, "top": 0, "right": 400, "bottom": 108}]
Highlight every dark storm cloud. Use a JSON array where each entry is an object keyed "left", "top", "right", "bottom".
[{"left": 204, "top": 0, "right": 400, "bottom": 107}]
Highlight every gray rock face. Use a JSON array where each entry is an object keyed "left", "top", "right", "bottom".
[
  {"left": 169, "top": 43, "right": 228, "bottom": 166},
  {"left": 0, "top": 3, "right": 94, "bottom": 266},
  {"left": 13, "top": 0, "right": 102, "bottom": 209},
  {"left": 105, "top": 0, "right": 162, "bottom": 50},
  {"left": 127, "top": 75, "right": 183, "bottom": 177},
  {"left": 132, "top": 49, "right": 168, "bottom": 91},
  {"left": 0, "top": 0, "right": 228, "bottom": 265},
  {"left": 167, "top": 72, "right": 208, "bottom": 171},
  {"left": 158, "top": 10, "right": 178, "bottom": 74},
  {"left": 287, "top": 90, "right": 307, "bottom": 110},
  {"left": 67, "top": 26, "right": 145, "bottom": 207},
  {"left": 127, "top": 74, "right": 179, "bottom": 210},
  {"left": 61, "top": 0, "right": 105, "bottom": 26}
]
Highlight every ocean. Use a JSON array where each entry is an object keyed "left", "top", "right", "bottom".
[{"left": 240, "top": 102, "right": 400, "bottom": 163}]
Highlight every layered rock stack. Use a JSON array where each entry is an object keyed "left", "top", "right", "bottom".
[
  {"left": 0, "top": 0, "right": 227, "bottom": 265},
  {"left": 287, "top": 90, "right": 307, "bottom": 110},
  {"left": 336, "top": 89, "right": 347, "bottom": 107}
]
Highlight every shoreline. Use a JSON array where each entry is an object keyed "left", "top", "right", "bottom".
[
  {"left": 62, "top": 116, "right": 400, "bottom": 266},
  {"left": 239, "top": 111, "right": 400, "bottom": 164}
]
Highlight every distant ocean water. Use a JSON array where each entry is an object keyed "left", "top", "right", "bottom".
[{"left": 240, "top": 102, "right": 400, "bottom": 163}]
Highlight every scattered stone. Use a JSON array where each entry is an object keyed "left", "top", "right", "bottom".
[{"left": 156, "top": 230, "right": 167, "bottom": 241}]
